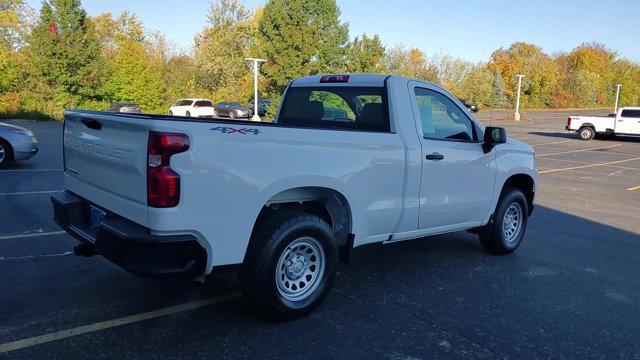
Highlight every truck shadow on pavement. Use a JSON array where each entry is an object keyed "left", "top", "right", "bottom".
[
  {"left": 198, "top": 205, "right": 640, "bottom": 358},
  {"left": 3, "top": 205, "right": 640, "bottom": 358}
]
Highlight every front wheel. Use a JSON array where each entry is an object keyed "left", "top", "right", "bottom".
[
  {"left": 240, "top": 211, "right": 338, "bottom": 319},
  {"left": 185, "top": 111, "right": 191, "bottom": 118},
  {"left": 229, "top": 111, "right": 235, "bottom": 119},
  {"left": 479, "top": 188, "right": 529, "bottom": 255}
]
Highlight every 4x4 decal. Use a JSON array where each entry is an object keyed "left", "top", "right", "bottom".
[{"left": 211, "top": 127, "right": 261, "bottom": 135}]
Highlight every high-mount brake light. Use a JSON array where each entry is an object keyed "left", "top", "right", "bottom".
[
  {"left": 147, "top": 132, "right": 190, "bottom": 208},
  {"left": 320, "top": 75, "right": 350, "bottom": 83}
]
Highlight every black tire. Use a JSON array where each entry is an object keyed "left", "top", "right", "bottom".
[
  {"left": 479, "top": 187, "right": 529, "bottom": 255},
  {"left": 240, "top": 211, "right": 338, "bottom": 320},
  {"left": 229, "top": 111, "right": 235, "bottom": 119},
  {"left": 578, "top": 126, "right": 595, "bottom": 141},
  {"left": 169, "top": 110, "right": 173, "bottom": 116},
  {"left": 185, "top": 111, "right": 191, "bottom": 117},
  {"left": 0, "top": 138, "right": 12, "bottom": 168}
]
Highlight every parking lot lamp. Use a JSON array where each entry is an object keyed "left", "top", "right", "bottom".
[
  {"left": 614, "top": 84, "right": 622, "bottom": 113},
  {"left": 245, "top": 58, "right": 267, "bottom": 122},
  {"left": 514, "top": 74, "right": 524, "bottom": 122}
]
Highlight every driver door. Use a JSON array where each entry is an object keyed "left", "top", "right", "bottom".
[{"left": 410, "top": 83, "right": 496, "bottom": 231}]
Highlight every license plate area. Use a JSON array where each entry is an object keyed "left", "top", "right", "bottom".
[{"left": 89, "top": 205, "right": 107, "bottom": 228}]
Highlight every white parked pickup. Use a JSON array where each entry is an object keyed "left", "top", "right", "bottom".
[
  {"left": 567, "top": 107, "right": 640, "bottom": 140},
  {"left": 52, "top": 74, "right": 537, "bottom": 318}
]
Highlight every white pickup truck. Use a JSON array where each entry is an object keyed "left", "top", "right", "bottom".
[
  {"left": 567, "top": 107, "right": 640, "bottom": 140},
  {"left": 52, "top": 74, "right": 537, "bottom": 318}
]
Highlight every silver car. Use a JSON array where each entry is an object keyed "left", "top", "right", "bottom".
[{"left": 0, "top": 122, "right": 39, "bottom": 168}]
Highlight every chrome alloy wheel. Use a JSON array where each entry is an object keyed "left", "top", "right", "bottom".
[
  {"left": 0, "top": 143, "right": 5, "bottom": 163},
  {"left": 502, "top": 202, "right": 523, "bottom": 243},
  {"left": 581, "top": 128, "right": 593, "bottom": 139},
  {"left": 275, "top": 237, "right": 325, "bottom": 302}
]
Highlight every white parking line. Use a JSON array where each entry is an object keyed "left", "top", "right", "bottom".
[
  {"left": 0, "top": 293, "right": 241, "bottom": 354},
  {"left": 536, "top": 144, "right": 622, "bottom": 157},
  {"left": 0, "top": 231, "right": 66, "bottom": 241},
  {"left": 541, "top": 157, "right": 640, "bottom": 172},
  {"left": 0, "top": 169, "right": 63, "bottom": 173},
  {"left": 539, "top": 157, "right": 640, "bottom": 174},
  {"left": 531, "top": 140, "right": 572, "bottom": 147},
  {"left": 0, "top": 190, "right": 63, "bottom": 197},
  {"left": 0, "top": 251, "right": 73, "bottom": 261}
]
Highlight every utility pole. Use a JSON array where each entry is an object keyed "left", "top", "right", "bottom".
[
  {"left": 244, "top": 58, "right": 266, "bottom": 122},
  {"left": 614, "top": 84, "right": 622, "bottom": 113},
  {"left": 514, "top": 74, "right": 524, "bottom": 122}
]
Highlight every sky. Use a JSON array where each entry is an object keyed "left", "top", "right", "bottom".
[{"left": 25, "top": 0, "right": 640, "bottom": 62}]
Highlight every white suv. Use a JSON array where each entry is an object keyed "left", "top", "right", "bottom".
[{"left": 169, "top": 99, "right": 216, "bottom": 118}]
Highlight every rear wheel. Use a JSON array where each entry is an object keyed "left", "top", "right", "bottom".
[
  {"left": 240, "top": 211, "right": 338, "bottom": 319},
  {"left": 229, "top": 111, "right": 235, "bottom": 119},
  {"left": 169, "top": 110, "right": 173, "bottom": 116},
  {"left": 0, "top": 138, "right": 12, "bottom": 168},
  {"left": 579, "top": 126, "right": 595, "bottom": 141},
  {"left": 479, "top": 187, "right": 529, "bottom": 255}
]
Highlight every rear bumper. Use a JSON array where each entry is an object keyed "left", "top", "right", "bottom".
[{"left": 51, "top": 191, "right": 206, "bottom": 278}]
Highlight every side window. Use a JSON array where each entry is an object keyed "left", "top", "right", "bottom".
[
  {"left": 414, "top": 88, "right": 475, "bottom": 142},
  {"left": 621, "top": 109, "right": 640, "bottom": 118}
]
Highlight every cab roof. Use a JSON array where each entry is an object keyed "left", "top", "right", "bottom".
[{"left": 291, "top": 74, "right": 392, "bottom": 87}]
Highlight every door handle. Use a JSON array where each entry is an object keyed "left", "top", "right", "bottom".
[
  {"left": 426, "top": 153, "right": 444, "bottom": 161},
  {"left": 81, "top": 118, "right": 102, "bottom": 130}
]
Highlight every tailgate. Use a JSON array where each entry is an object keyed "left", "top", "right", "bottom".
[{"left": 63, "top": 111, "right": 149, "bottom": 225}]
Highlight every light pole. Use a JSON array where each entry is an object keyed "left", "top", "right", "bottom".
[
  {"left": 614, "top": 84, "right": 622, "bottom": 113},
  {"left": 514, "top": 74, "right": 524, "bottom": 122},
  {"left": 244, "top": 58, "right": 266, "bottom": 122}
]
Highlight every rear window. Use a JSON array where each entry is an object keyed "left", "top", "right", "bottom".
[
  {"left": 194, "top": 100, "right": 213, "bottom": 107},
  {"left": 278, "top": 87, "right": 390, "bottom": 132},
  {"left": 621, "top": 109, "right": 640, "bottom": 118}
]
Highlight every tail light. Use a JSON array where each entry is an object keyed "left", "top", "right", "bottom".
[
  {"left": 567, "top": 117, "right": 572, "bottom": 127},
  {"left": 147, "top": 132, "right": 190, "bottom": 208}
]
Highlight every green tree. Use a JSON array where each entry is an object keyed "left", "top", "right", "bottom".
[
  {"left": 432, "top": 54, "right": 473, "bottom": 96},
  {"left": 490, "top": 70, "right": 510, "bottom": 109},
  {"left": 27, "top": 0, "right": 105, "bottom": 117},
  {"left": 458, "top": 63, "right": 493, "bottom": 108},
  {"left": 1, "top": 0, "right": 33, "bottom": 115},
  {"left": 346, "top": 33, "right": 386, "bottom": 73},
  {"left": 103, "top": 37, "right": 166, "bottom": 113},
  {"left": 613, "top": 59, "right": 640, "bottom": 107},
  {"left": 385, "top": 45, "right": 437, "bottom": 82},
  {"left": 489, "top": 42, "right": 559, "bottom": 108},
  {"left": 257, "top": 0, "right": 349, "bottom": 95},
  {"left": 194, "top": 0, "right": 253, "bottom": 102}
]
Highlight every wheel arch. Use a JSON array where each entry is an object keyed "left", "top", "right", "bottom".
[
  {"left": 500, "top": 173, "right": 535, "bottom": 215},
  {"left": 250, "top": 186, "right": 353, "bottom": 249}
]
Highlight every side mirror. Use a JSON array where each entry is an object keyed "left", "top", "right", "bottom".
[{"left": 483, "top": 127, "right": 507, "bottom": 153}]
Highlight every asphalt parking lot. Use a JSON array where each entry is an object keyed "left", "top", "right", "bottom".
[{"left": 1, "top": 110, "right": 639, "bottom": 359}]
